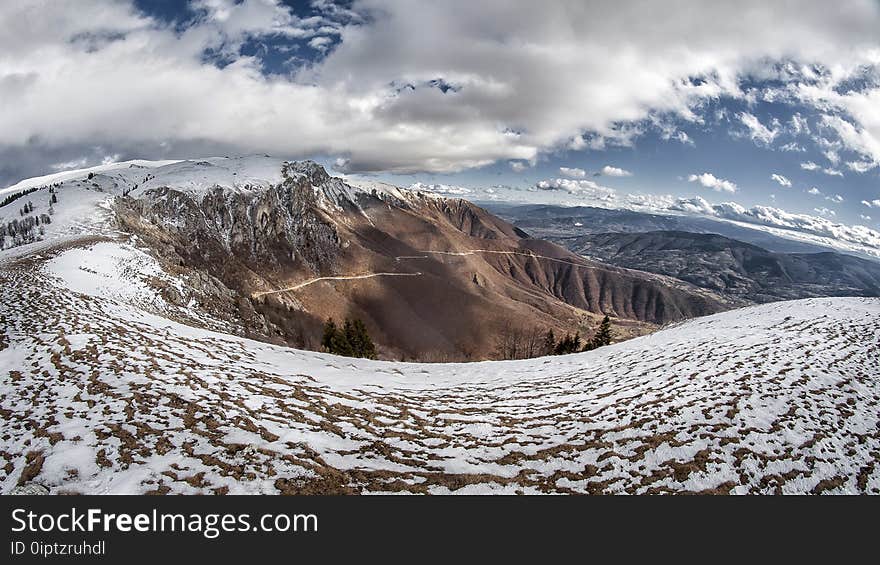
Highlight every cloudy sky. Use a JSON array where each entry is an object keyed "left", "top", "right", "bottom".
[{"left": 3, "top": 0, "right": 880, "bottom": 241}]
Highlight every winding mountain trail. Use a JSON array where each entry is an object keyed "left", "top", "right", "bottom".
[
  {"left": 252, "top": 248, "right": 589, "bottom": 298},
  {"left": 398, "top": 248, "right": 593, "bottom": 268},
  {"left": 252, "top": 271, "right": 424, "bottom": 296}
]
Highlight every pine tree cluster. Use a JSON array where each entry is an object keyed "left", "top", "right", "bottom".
[
  {"left": 546, "top": 315, "right": 614, "bottom": 355},
  {"left": 321, "top": 317, "right": 377, "bottom": 359}
]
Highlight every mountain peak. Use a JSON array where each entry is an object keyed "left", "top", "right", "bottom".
[{"left": 283, "top": 160, "right": 330, "bottom": 186}]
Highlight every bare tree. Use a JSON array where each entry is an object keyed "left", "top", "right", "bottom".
[{"left": 495, "top": 322, "right": 548, "bottom": 360}]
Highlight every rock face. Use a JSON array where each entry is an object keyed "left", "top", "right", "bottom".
[
  {"left": 107, "top": 160, "right": 733, "bottom": 360},
  {"left": 118, "top": 161, "right": 343, "bottom": 275},
  {"left": 562, "top": 231, "right": 880, "bottom": 303}
]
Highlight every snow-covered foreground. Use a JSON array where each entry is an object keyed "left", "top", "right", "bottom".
[{"left": 1, "top": 240, "right": 879, "bottom": 494}]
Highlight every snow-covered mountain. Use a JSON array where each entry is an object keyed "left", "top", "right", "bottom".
[
  {"left": 0, "top": 155, "right": 426, "bottom": 253},
  {"left": 1, "top": 239, "right": 878, "bottom": 493},
  {"left": 1, "top": 156, "right": 727, "bottom": 360}
]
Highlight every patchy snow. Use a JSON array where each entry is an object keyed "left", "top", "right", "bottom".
[{"left": 1, "top": 244, "right": 878, "bottom": 494}]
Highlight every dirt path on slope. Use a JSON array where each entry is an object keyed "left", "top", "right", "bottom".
[
  {"left": 251, "top": 248, "right": 591, "bottom": 297},
  {"left": 252, "top": 271, "right": 423, "bottom": 297}
]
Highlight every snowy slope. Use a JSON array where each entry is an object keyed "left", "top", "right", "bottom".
[{"left": 1, "top": 240, "right": 878, "bottom": 494}]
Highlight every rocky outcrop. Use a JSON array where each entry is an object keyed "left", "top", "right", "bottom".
[{"left": 117, "top": 161, "right": 344, "bottom": 278}]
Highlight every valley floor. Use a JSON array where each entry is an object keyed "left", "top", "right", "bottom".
[{"left": 1, "top": 240, "right": 879, "bottom": 494}]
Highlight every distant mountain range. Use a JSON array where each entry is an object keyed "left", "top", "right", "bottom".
[
  {"left": 486, "top": 202, "right": 880, "bottom": 303},
  {"left": 560, "top": 230, "right": 880, "bottom": 302},
  {"left": 485, "top": 202, "right": 846, "bottom": 255}
]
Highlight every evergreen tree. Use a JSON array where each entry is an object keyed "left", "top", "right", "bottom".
[
  {"left": 321, "top": 318, "right": 338, "bottom": 352},
  {"left": 329, "top": 329, "right": 354, "bottom": 357},
  {"left": 345, "top": 318, "right": 376, "bottom": 359},
  {"left": 594, "top": 315, "right": 613, "bottom": 346},
  {"left": 585, "top": 315, "right": 613, "bottom": 350},
  {"left": 321, "top": 316, "right": 376, "bottom": 359}
]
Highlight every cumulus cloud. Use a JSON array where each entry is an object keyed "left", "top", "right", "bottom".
[
  {"left": 509, "top": 161, "right": 528, "bottom": 173},
  {"left": 559, "top": 167, "right": 586, "bottom": 178},
  {"left": 739, "top": 112, "right": 779, "bottom": 146},
  {"left": 800, "top": 161, "right": 821, "bottom": 171},
  {"left": 807, "top": 187, "right": 821, "bottom": 195},
  {"left": 688, "top": 172, "right": 738, "bottom": 193},
  {"left": 4, "top": 0, "right": 880, "bottom": 184},
  {"left": 50, "top": 157, "right": 90, "bottom": 171},
  {"left": 408, "top": 182, "right": 472, "bottom": 195},
  {"left": 626, "top": 193, "right": 676, "bottom": 210},
  {"left": 789, "top": 113, "right": 810, "bottom": 135},
  {"left": 779, "top": 142, "right": 805, "bottom": 152},
  {"left": 813, "top": 207, "right": 836, "bottom": 218},
  {"left": 770, "top": 173, "right": 792, "bottom": 187},
  {"left": 846, "top": 160, "right": 877, "bottom": 173},
  {"left": 863, "top": 199, "right": 880, "bottom": 208},
  {"left": 601, "top": 165, "right": 632, "bottom": 177},
  {"left": 535, "top": 178, "right": 617, "bottom": 201},
  {"left": 308, "top": 36, "right": 334, "bottom": 53}
]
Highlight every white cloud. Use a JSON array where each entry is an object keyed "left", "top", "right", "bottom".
[
  {"left": 688, "top": 172, "right": 737, "bottom": 193},
  {"left": 509, "top": 161, "right": 528, "bottom": 173},
  {"left": 823, "top": 168, "right": 844, "bottom": 177},
  {"left": 800, "top": 161, "right": 821, "bottom": 171},
  {"left": 825, "top": 194, "right": 844, "bottom": 203},
  {"left": 601, "top": 165, "right": 632, "bottom": 177},
  {"left": 101, "top": 153, "right": 121, "bottom": 166},
  {"left": 50, "top": 157, "right": 90, "bottom": 171},
  {"left": 813, "top": 207, "right": 836, "bottom": 218},
  {"left": 861, "top": 214, "right": 872, "bottom": 222},
  {"left": 332, "top": 157, "right": 351, "bottom": 173},
  {"left": 4, "top": 0, "right": 880, "bottom": 178},
  {"left": 535, "top": 178, "right": 617, "bottom": 201},
  {"left": 738, "top": 112, "right": 779, "bottom": 146},
  {"left": 626, "top": 193, "right": 675, "bottom": 210},
  {"left": 307, "top": 36, "right": 333, "bottom": 53},
  {"left": 846, "top": 160, "right": 877, "bottom": 173},
  {"left": 779, "top": 142, "right": 805, "bottom": 152},
  {"left": 770, "top": 173, "right": 792, "bottom": 187},
  {"left": 669, "top": 195, "right": 718, "bottom": 216},
  {"left": 789, "top": 113, "right": 810, "bottom": 135},
  {"left": 807, "top": 187, "right": 821, "bottom": 195},
  {"left": 559, "top": 167, "right": 586, "bottom": 178},
  {"left": 408, "top": 182, "right": 471, "bottom": 195},
  {"left": 863, "top": 199, "right": 880, "bottom": 208}
]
